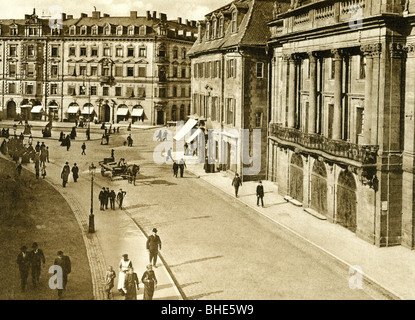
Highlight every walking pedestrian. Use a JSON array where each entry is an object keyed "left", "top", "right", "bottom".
[
  {"left": 16, "top": 246, "right": 31, "bottom": 292},
  {"left": 61, "top": 162, "right": 70, "bottom": 187},
  {"left": 141, "top": 264, "right": 157, "bottom": 300},
  {"left": 66, "top": 135, "right": 71, "bottom": 151},
  {"left": 178, "top": 158, "right": 186, "bottom": 177},
  {"left": 45, "top": 146, "right": 50, "bottom": 163},
  {"left": 41, "top": 165, "right": 46, "bottom": 179},
  {"left": 34, "top": 158, "right": 40, "bottom": 179},
  {"left": 163, "top": 129, "right": 168, "bottom": 141},
  {"left": 105, "top": 134, "right": 109, "bottom": 145},
  {"left": 117, "top": 189, "right": 126, "bottom": 209},
  {"left": 166, "top": 147, "right": 174, "bottom": 162},
  {"left": 53, "top": 251, "right": 71, "bottom": 299},
  {"left": 86, "top": 128, "right": 90, "bottom": 140},
  {"left": 71, "top": 163, "right": 79, "bottom": 182},
  {"left": 59, "top": 131, "right": 64, "bottom": 142},
  {"left": 256, "top": 181, "right": 264, "bottom": 207},
  {"left": 109, "top": 190, "right": 116, "bottom": 210},
  {"left": 156, "top": 130, "right": 162, "bottom": 141},
  {"left": 105, "top": 187, "right": 110, "bottom": 209},
  {"left": 16, "top": 162, "right": 22, "bottom": 176},
  {"left": 104, "top": 266, "right": 116, "bottom": 300},
  {"left": 146, "top": 228, "right": 161, "bottom": 267},
  {"left": 172, "top": 161, "right": 178, "bottom": 178},
  {"left": 81, "top": 143, "right": 86, "bottom": 155},
  {"left": 29, "top": 242, "right": 45, "bottom": 288},
  {"left": 231, "top": 173, "right": 242, "bottom": 198},
  {"left": 117, "top": 254, "right": 132, "bottom": 296},
  {"left": 70, "top": 126, "right": 76, "bottom": 139},
  {"left": 99, "top": 187, "right": 106, "bottom": 210},
  {"left": 124, "top": 267, "right": 139, "bottom": 300}
]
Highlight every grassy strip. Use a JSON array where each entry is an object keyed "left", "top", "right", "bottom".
[{"left": 0, "top": 158, "right": 93, "bottom": 300}]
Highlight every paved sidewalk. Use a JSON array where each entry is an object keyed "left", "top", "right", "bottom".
[{"left": 185, "top": 160, "right": 415, "bottom": 300}]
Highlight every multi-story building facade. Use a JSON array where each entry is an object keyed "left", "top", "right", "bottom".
[
  {"left": 267, "top": 0, "right": 415, "bottom": 249},
  {"left": 188, "top": 0, "right": 288, "bottom": 180},
  {"left": 0, "top": 9, "right": 197, "bottom": 125}
]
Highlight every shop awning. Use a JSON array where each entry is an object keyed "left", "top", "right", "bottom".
[
  {"left": 186, "top": 128, "right": 203, "bottom": 144},
  {"left": 31, "top": 105, "right": 43, "bottom": 113},
  {"left": 20, "top": 105, "right": 32, "bottom": 108},
  {"left": 131, "top": 108, "right": 144, "bottom": 117},
  {"left": 173, "top": 118, "right": 197, "bottom": 141},
  {"left": 116, "top": 108, "right": 129, "bottom": 116},
  {"left": 81, "top": 107, "right": 95, "bottom": 115},
  {"left": 67, "top": 106, "right": 80, "bottom": 114}
]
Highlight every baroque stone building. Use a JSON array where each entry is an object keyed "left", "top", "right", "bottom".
[
  {"left": 267, "top": 0, "right": 415, "bottom": 248},
  {"left": 0, "top": 9, "right": 197, "bottom": 124},
  {"left": 188, "top": 0, "right": 290, "bottom": 180}
]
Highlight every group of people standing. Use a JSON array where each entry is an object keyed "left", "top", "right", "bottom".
[
  {"left": 60, "top": 162, "right": 79, "bottom": 187},
  {"left": 99, "top": 188, "right": 126, "bottom": 210},
  {"left": 172, "top": 158, "right": 187, "bottom": 178},
  {"left": 105, "top": 228, "right": 161, "bottom": 300}
]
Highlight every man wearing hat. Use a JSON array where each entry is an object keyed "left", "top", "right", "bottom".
[
  {"left": 99, "top": 187, "right": 106, "bottom": 210},
  {"left": 16, "top": 246, "right": 31, "bottom": 292},
  {"left": 29, "top": 242, "right": 45, "bottom": 288},
  {"left": 118, "top": 254, "right": 132, "bottom": 296},
  {"left": 117, "top": 189, "right": 127, "bottom": 209},
  {"left": 71, "top": 163, "right": 79, "bottom": 182},
  {"left": 54, "top": 251, "right": 71, "bottom": 299},
  {"left": 61, "top": 162, "right": 70, "bottom": 187},
  {"left": 146, "top": 228, "right": 162, "bottom": 267}
]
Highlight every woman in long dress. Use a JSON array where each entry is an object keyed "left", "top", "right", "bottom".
[
  {"left": 141, "top": 264, "right": 157, "bottom": 300},
  {"left": 117, "top": 254, "right": 132, "bottom": 296},
  {"left": 124, "top": 267, "right": 139, "bottom": 300}
]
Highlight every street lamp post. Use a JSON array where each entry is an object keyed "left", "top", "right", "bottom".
[{"left": 88, "top": 163, "right": 96, "bottom": 233}]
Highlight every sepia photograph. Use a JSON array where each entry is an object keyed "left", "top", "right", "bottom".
[{"left": 0, "top": 0, "right": 413, "bottom": 307}]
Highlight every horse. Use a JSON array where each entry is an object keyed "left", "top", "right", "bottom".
[{"left": 126, "top": 164, "right": 140, "bottom": 185}]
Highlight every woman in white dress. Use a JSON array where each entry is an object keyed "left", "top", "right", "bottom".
[{"left": 117, "top": 254, "right": 132, "bottom": 295}]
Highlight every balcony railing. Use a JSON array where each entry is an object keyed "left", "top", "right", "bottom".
[{"left": 269, "top": 123, "right": 378, "bottom": 165}]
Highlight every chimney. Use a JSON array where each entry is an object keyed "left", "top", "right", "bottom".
[
  {"left": 61, "top": 13, "right": 67, "bottom": 21},
  {"left": 178, "top": 17, "right": 182, "bottom": 24},
  {"left": 67, "top": 14, "right": 73, "bottom": 19},
  {"left": 80, "top": 13, "right": 88, "bottom": 18},
  {"left": 159, "top": 13, "right": 167, "bottom": 21},
  {"left": 103, "top": 13, "right": 110, "bottom": 17},
  {"left": 191, "top": 20, "right": 197, "bottom": 27},
  {"left": 153, "top": 11, "right": 157, "bottom": 20},
  {"left": 92, "top": 11, "right": 100, "bottom": 19},
  {"left": 197, "top": 22, "right": 202, "bottom": 43},
  {"left": 146, "top": 11, "right": 151, "bottom": 20},
  {"left": 130, "top": 11, "right": 137, "bottom": 19},
  {"left": 185, "top": 19, "right": 188, "bottom": 26}
]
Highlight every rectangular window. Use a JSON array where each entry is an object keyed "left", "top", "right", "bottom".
[
  {"left": 359, "top": 55, "right": 366, "bottom": 79},
  {"left": 115, "top": 87, "right": 122, "bottom": 96},
  {"left": 11, "top": 28, "right": 18, "bottom": 36},
  {"left": 255, "top": 112, "right": 263, "bottom": 127},
  {"left": 9, "top": 83, "right": 16, "bottom": 94},
  {"left": 27, "top": 45, "right": 35, "bottom": 57},
  {"left": 91, "top": 66, "right": 98, "bottom": 76},
  {"left": 79, "top": 85, "right": 86, "bottom": 95},
  {"left": 80, "top": 47, "right": 87, "bottom": 56},
  {"left": 173, "top": 66, "right": 178, "bottom": 78},
  {"left": 206, "top": 62, "right": 211, "bottom": 78},
  {"left": 231, "top": 11, "right": 237, "bottom": 33},
  {"left": 139, "top": 47, "right": 146, "bottom": 57},
  {"left": 127, "top": 48, "right": 134, "bottom": 57},
  {"left": 173, "top": 48, "right": 178, "bottom": 59},
  {"left": 91, "top": 48, "right": 98, "bottom": 56},
  {"left": 68, "top": 65, "right": 76, "bottom": 76},
  {"left": 27, "top": 64, "right": 35, "bottom": 77},
  {"left": 159, "top": 88, "right": 166, "bottom": 98},
  {"left": 126, "top": 87, "right": 134, "bottom": 97},
  {"left": 116, "top": 48, "right": 123, "bottom": 57},
  {"left": 138, "top": 87, "right": 146, "bottom": 97},
  {"left": 68, "top": 86, "right": 75, "bottom": 95},
  {"left": 102, "top": 67, "right": 109, "bottom": 76},
  {"left": 330, "top": 58, "right": 335, "bottom": 80},
  {"left": 51, "top": 46, "right": 59, "bottom": 57},
  {"left": 181, "top": 87, "right": 186, "bottom": 97},
  {"left": 51, "top": 65, "right": 58, "bottom": 78},
  {"left": 211, "top": 97, "right": 217, "bottom": 121},
  {"left": 26, "top": 84, "right": 33, "bottom": 95},
  {"left": 127, "top": 67, "right": 134, "bottom": 77},
  {"left": 256, "top": 62, "right": 264, "bottom": 78},
  {"left": 173, "top": 86, "right": 177, "bottom": 97},
  {"left": 103, "top": 47, "right": 110, "bottom": 57},
  {"left": 138, "top": 66, "right": 146, "bottom": 77},
  {"left": 356, "top": 107, "right": 364, "bottom": 136},
  {"left": 69, "top": 47, "right": 76, "bottom": 56},
  {"left": 80, "top": 66, "right": 86, "bottom": 76},
  {"left": 9, "top": 64, "right": 16, "bottom": 77},
  {"left": 9, "top": 45, "right": 17, "bottom": 57},
  {"left": 90, "top": 86, "right": 97, "bottom": 95},
  {"left": 103, "top": 87, "right": 109, "bottom": 96},
  {"left": 115, "top": 66, "right": 123, "bottom": 77},
  {"left": 181, "top": 68, "right": 186, "bottom": 78},
  {"left": 227, "top": 59, "right": 236, "bottom": 78}
]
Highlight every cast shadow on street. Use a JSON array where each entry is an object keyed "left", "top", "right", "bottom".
[
  {"left": 187, "top": 290, "right": 224, "bottom": 300},
  {"left": 169, "top": 255, "right": 223, "bottom": 268},
  {"left": 153, "top": 283, "right": 174, "bottom": 291},
  {"left": 180, "top": 281, "right": 201, "bottom": 288}
]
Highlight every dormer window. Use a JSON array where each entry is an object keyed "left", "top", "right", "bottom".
[
  {"left": 218, "top": 17, "right": 224, "bottom": 37},
  {"left": 128, "top": 26, "right": 135, "bottom": 35},
  {"left": 69, "top": 26, "right": 76, "bottom": 35},
  {"left": 92, "top": 26, "right": 98, "bottom": 35},
  {"left": 205, "top": 22, "right": 210, "bottom": 40},
  {"left": 104, "top": 25, "right": 111, "bottom": 35},
  {"left": 212, "top": 19, "right": 217, "bottom": 39},
  {"left": 10, "top": 27, "right": 18, "bottom": 36},
  {"left": 116, "top": 26, "right": 123, "bottom": 35},
  {"left": 231, "top": 11, "right": 237, "bottom": 33},
  {"left": 139, "top": 26, "right": 146, "bottom": 36},
  {"left": 80, "top": 26, "right": 87, "bottom": 35}
]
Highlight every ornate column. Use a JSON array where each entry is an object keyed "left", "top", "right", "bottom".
[
  {"left": 331, "top": 49, "right": 343, "bottom": 140},
  {"left": 288, "top": 54, "right": 297, "bottom": 128},
  {"left": 281, "top": 54, "right": 290, "bottom": 127},
  {"left": 308, "top": 52, "right": 317, "bottom": 134},
  {"left": 361, "top": 44, "right": 374, "bottom": 145}
]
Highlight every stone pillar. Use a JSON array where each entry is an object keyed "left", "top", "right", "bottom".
[
  {"left": 331, "top": 49, "right": 343, "bottom": 140},
  {"left": 281, "top": 55, "right": 290, "bottom": 127},
  {"left": 288, "top": 55, "right": 297, "bottom": 128},
  {"left": 308, "top": 52, "right": 317, "bottom": 134},
  {"left": 361, "top": 45, "right": 374, "bottom": 145}
]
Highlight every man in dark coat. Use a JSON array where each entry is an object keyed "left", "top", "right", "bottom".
[
  {"left": 146, "top": 228, "right": 162, "bottom": 267},
  {"left": 34, "top": 156, "right": 40, "bottom": 179},
  {"left": 35, "top": 142, "right": 41, "bottom": 153},
  {"left": 99, "top": 187, "right": 106, "bottom": 210},
  {"left": 231, "top": 173, "right": 242, "bottom": 198},
  {"left": 109, "top": 190, "right": 116, "bottom": 210},
  {"left": 172, "top": 161, "right": 178, "bottom": 178},
  {"left": 17, "top": 246, "right": 31, "bottom": 292},
  {"left": 256, "top": 181, "right": 264, "bottom": 207},
  {"left": 117, "top": 189, "right": 127, "bottom": 209},
  {"left": 29, "top": 242, "right": 45, "bottom": 288},
  {"left": 105, "top": 187, "right": 110, "bottom": 209},
  {"left": 71, "top": 163, "right": 79, "bottom": 182},
  {"left": 66, "top": 135, "right": 71, "bottom": 151},
  {"left": 54, "top": 251, "right": 71, "bottom": 299},
  {"left": 81, "top": 142, "right": 86, "bottom": 155},
  {"left": 61, "top": 162, "right": 70, "bottom": 187},
  {"left": 178, "top": 158, "right": 186, "bottom": 178}
]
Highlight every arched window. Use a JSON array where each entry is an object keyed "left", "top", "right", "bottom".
[
  {"left": 231, "top": 11, "right": 237, "bottom": 33},
  {"left": 212, "top": 18, "right": 217, "bottom": 39}
]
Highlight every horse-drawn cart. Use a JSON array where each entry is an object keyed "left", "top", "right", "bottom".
[{"left": 98, "top": 157, "right": 140, "bottom": 185}]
